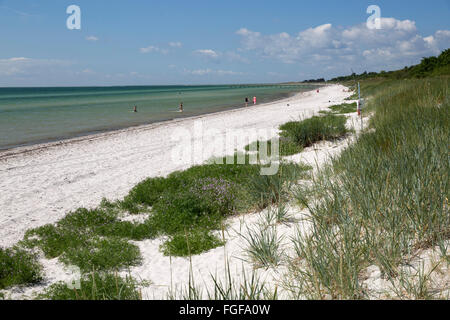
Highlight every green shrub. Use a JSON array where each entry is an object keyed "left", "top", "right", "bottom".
[
  {"left": 280, "top": 114, "right": 348, "bottom": 147},
  {"left": 245, "top": 138, "right": 303, "bottom": 157},
  {"left": 124, "top": 177, "right": 177, "bottom": 208},
  {"left": 0, "top": 247, "right": 42, "bottom": 289},
  {"left": 328, "top": 102, "right": 357, "bottom": 114},
  {"left": 61, "top": 237, "right": 142, "bottom": 272},
  {"left": 151, "top": 192, "right": 225, "bottom": 235},
  {"left": 24, "top": 208, "right": 146, "bottom": 272},
  {"left": 161, "top": 230, "right": 224, "bottom": 257},
  {"left": 39, "top": 272, "right": 143, "bottom": 300}
]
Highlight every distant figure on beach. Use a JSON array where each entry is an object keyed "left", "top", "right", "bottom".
[
  {"left": 253, "top": 96, "right": 256, "bottom": 105},
  {"left": 245, "top": 97, "right": 249, "bottom": 107},
  {"left": 179, "top": 102, "right": 183, "bottom": 112},
  {"left": 317, "top": 89, "right": 320, "bottom": 93},
  {"left": 133, "top": 106, "right": 137, "bottom": 112}
]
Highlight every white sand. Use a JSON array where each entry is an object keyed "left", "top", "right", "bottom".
[
  {"left": 1, "top": 84, "right": 362, "bottom": 299},
  {"left": 0, "top": 84, "right": 350, "bottom": 247}
]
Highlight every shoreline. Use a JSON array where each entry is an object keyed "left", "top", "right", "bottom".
[
  {"left": 0, "top": 84, "right": 346, "bottom": 248},
  {"left": 0, "top": 88, "right": 318, "bottom": 159},
  {"left": 0, "top": 85, "right": 316, "bottom": 153},
  {"left": 1, "top": 83, "right": 359, "bottom": 300}
]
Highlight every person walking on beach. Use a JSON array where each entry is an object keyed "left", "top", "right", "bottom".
[
  {"left": 253, "top": 96, "right": 256, "bottom": 105},
  {"left": 245, "top": 97, "right": 249, "bottom": 107},
  {"left": 179, "top": 102, "right": 183, "bottom": 112}
]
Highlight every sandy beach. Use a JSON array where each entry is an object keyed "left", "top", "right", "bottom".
[
  {"left": 0, "top": 84, "right": 350, "bottom": 248},
  {"left": 1, "top": 84, "right": 364, "bottom": 299}
]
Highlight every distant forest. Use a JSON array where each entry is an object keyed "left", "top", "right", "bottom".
[{"left": 301, "top": 48, "right": 450, "bottom": 83}]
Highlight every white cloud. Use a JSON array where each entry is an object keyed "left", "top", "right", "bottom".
[
  {"left": 193, "top": 49, "right": 249, "bottom": 64},
  {"left": 185, "top": 68, "right": 243, "bottom": 76},
  {"left": 169, "top": 42, "right": 182, "bottom": 48},
  {"left": 86, "top": 36, "right": 99, "bottom": 41},
  {"left": 194, "top": 49, "right": 220, "bottom": 59},
  {"left": 140, "top": 46, "right": 169, "bottom": 54},
  {"left": 236, "top": 18, "right": 450, "bottom": 73},
  {"left": 0, "top": 57, "right": 72, "bottom": 76}
]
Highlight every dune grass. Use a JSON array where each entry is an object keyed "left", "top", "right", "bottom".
[
  {"left": 0, "top": 247, "right": 42, "bottom": 290},
  {"left": 244, "top": 113, "right": 349, "bottom": 159},
  {"left": 169, "top": 255, "right": 278, "bottom": 300},
  {"left": 289, "top": 77, "right": 449, "bottom": 299},
  {"left": 39, "top": 271, "right": 144, "bottom": 300},
  {"left": 242, "top": 226, "right": 284, "bottom": 269},
  {"left": 279, "top": 114, "right": 348, "bottom": 148},
  {"left": 244, "top": 138, "right": 303, "bottom": 157},
  {"left": 319, "top": 102, "right": 357, "bottom": 115}
]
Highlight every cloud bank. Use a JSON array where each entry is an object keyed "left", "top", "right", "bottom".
[{"left": 236, "top": 18, "right": 450, "bottom": 75}]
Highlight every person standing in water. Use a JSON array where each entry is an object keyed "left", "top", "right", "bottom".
[
  {"left": 179, "top": 102, "right": 183, "bottom": 112},
  {"left": 245, "top": 97, "right": 249, "bottom": 107},
  {"left": 133, "top": 105, "right": 137, "bottom": 112},
  {"left": 253, "top": 96, "right": 256, "bottom": 105}
]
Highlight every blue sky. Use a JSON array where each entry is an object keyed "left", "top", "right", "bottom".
[{"left": 1, "top": 0, "right": 449, "bottom": 86}]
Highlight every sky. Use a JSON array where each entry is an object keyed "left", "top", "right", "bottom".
[{"left": 1, "top": 0, "right": 449, "bottom": 86}]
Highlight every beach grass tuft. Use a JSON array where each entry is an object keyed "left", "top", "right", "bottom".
[
  {"left": 242, "top": 226, "right": 284, "bottom": 269},
  {"left": 287, "top": 77, "right": 449, "bottom": 299},
  {"left": 39, "top": 271, "right": 144, "bottom": 300},
  {"left": 0, "top": 247, "right": 42, "bottom": 290},
  {"left": 319, "top": 102, "right": 357, "bottom": 115},
  {"left": 279, "top": 114, "right": 348, "bottom": 148}
]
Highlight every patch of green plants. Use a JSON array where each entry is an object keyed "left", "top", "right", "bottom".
[
  {"left": 320, "top": 102, "right": 357, "bottom": 114},
  {"left": 244, "top": 138, "right": 303, "bottom": 157},
  {"left": 38, "top": 271, "right": 144, "bottom": 300},
  {"left": 0, "top": 247, "right": 42, "bottom": 290},
  {"left": 23, "top": 208, "right": 146, "bottom": 272},
  {"left": 161, "top": 229, "right": 224, "bottom": 257},
  {"left": 242, "top": 226, "right": 283, "bottom": 269},
  {"left": 119, "top": 155, "right": 310, "bottom": 256},
  {"left": 289, "top": 77, "right": 450, "bottom": 299},
  {"left": 330, "top": 49, "right": 450, "bottom": 81},
  {"left": 280, "top": 114, "right": 348, "bottom": 148},
  {"left": 247, "top": 162, "right": 311, "bottom": 209}
]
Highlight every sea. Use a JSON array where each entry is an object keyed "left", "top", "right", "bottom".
[{"left": 0, "top": 84, "right": 317, "bottom": 150}]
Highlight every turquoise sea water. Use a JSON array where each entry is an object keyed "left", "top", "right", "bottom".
[{"left": 0, "top": 84, "right": 316, "bottom": 150}]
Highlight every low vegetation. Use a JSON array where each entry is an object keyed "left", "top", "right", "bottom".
[
  {"left": 39, "top": 272, "right": 144, "bottom": 300},
  {"left": 0, "top": 247, "right": 42, "bottom": 290},
  {"left": 23, "top": 207, "right": 145, "bottom": 272},
  {"left": 279, "top": 114, "right": 348, "bottom": 148},
  {"left": 319, "top": 102, "right": 357, "bottom": 115},
  {"left": 5, "top": 50, "right": 448, "bottom": 299},
  {"left": 331, "top": 48, "right": 450, "bottom": 81},
  {"left": 244, "top": 113, "right": 349, "bottom": 159},
  {"left": 289, "top": 77, "right": 449, "bottom": 299},
  {"left": 242, "top": 225, "right": 284, "bottom": 269}
]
